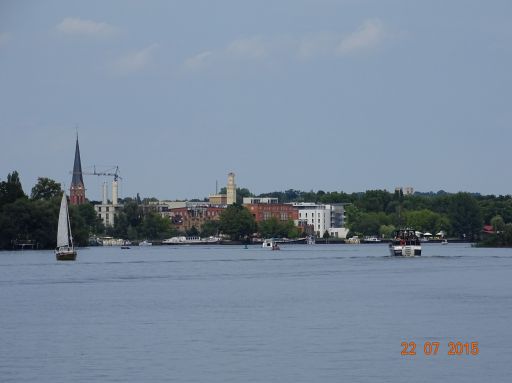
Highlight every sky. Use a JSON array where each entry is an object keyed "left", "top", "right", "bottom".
[{"left": 1, "top": 0, "right": 511, "bottom": 201}]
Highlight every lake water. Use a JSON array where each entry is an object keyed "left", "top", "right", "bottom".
[{"left": 1, "top": 243, "right": 511, "bottom": 382}]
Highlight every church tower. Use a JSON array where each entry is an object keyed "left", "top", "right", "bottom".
[
  {"left": 226, "top": 172, "right": 236, "bottom": 205},
  {"left": 70, "top": 136, "right": 86, "bottom": 205}
]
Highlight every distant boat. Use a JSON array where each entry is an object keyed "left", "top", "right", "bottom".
[
  {"left": 363, "top": 236, "right": 382, "bottom": 243},
  {"left": 389, "top": 229, "right": 421, "bottom": 256},
  {"left": 345, "top": 236, "right": 361, "bottom": 244},
  {"left": 441, "top": 239, "right": 448, "bottom": 245},
  {"left": 139, "top": 240, "right": 153, "bottom": 246},
  {"left": 55, "top": 193, "right": 77, "bottom": 261},
  {"left": 162, "top": 236, "right": 221, "bottom": 245},
  {"left": 262, "top": 238, "right": 280, "bottom": 250}
]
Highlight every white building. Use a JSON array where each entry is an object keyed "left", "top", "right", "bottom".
[
  {"left": 293, "top": 202, "right": 349, "bottom": 238},
  {"left": 95, "top": 180, "right": 123, "bottom": 227}
]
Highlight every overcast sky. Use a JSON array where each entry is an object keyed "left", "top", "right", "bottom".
[{"left": 1, "top": 0, "right": 511, "bottom": 200}]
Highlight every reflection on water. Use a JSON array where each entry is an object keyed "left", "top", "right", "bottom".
[{"left": 1, "top": 244, "right": 512, "bottom": 382}]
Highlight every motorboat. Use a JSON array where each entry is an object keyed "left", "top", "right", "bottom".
[
  {"left": 389, "top": 229, "right": 421, "bottom": 256},
  {"left": 262, "top": 238, "right": 280, "bottom": 250}
]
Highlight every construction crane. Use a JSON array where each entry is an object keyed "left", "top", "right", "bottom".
[
  {"left": 83, "top": 165, "right": 122, "bottom": 181},
  {"left": 82, "top": 165, "right": 123, "bottom": 204}
]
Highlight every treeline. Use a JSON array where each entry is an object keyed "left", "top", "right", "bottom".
[
  {"left": 0, "top": 172, "right": 103, "bottom": 249},
  {"left": 0, "top": 171, "right": 176, "bottom": 249},
  {"left": 257, "top": 188, "right": 512, "bottom": 242},
  {"left": 3, "top": 170, "right": 512, "bottom": 248}
]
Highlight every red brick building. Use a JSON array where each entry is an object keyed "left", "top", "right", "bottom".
[
  {"left": 244, "top": 203, "right": 299, "bottom": 223},
  {"left": 168, "top": 205, "right": 225, "bottom": 232}
]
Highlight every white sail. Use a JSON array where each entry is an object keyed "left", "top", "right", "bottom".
[{"left": 56, "top": 193, "right": 70, "bottom": 248}]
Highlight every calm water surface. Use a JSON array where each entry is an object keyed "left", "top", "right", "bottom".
[{"left": 1, "top": 244, "right": 511, "bottom": 382}]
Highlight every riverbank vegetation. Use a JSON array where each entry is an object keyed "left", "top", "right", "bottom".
[{"left": 2, "top": 170, "right": 512, "bottom": 249}]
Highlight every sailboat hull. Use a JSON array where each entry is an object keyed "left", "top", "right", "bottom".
[{"left": 55, "top": 249, "right": 77, "bottom": 261}]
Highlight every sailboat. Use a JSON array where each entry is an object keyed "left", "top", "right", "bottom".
[{"left": 55, "top": 192, "right": 77, "bottom": 261}]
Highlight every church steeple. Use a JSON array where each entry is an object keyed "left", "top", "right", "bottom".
[{"left": 70, "top": 135, "right": 85, "bottom": 205}]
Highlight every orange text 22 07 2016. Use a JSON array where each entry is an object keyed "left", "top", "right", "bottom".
[{"left": 401, "top": 341, "right": 479, "bottom": 356}]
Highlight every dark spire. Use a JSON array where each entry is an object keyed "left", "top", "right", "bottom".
[{"left": 71, "top": 136, "right": 84, "bottom": 186}]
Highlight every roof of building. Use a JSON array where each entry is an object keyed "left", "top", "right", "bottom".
[{"left": 71, "top": 137, "right": 84, "bottom": 186}]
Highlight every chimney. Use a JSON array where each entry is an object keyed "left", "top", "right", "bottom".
[
  {"left": 102, "top": 181, "right": 108, "bottom": 204},
  {"left": 112, "top": 180, "right": 118, "bottom": 206}
]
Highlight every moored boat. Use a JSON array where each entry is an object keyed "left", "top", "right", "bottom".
[
  {"left": 162, "top": 236, "right": 221, "bottom": 245},
  {"left": 389, "top": 229, "right": 421, "bottom": 256},
  {"left": 363, "top": 236, "right": 382, "bottom": 243}
]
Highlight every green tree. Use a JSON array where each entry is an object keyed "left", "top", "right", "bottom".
[
  {"left": 200, "top": 220, "right": 220, "bottom": 237},
  {"left": 124, "top": 201, "right": 143, "bottom": 227},
  {"left": 404, "top": 209, "right": 448, "bottom": 233},
  {"left": 0, "top": 171, "right": 26, "bottom": 208},
  {"left": 69, "top": 205, "right": 88, "bottom": 246},
  {"left": 219, "top": 204, "right": 256, "bottom": 241},
  {"left": 236, "top": 188, "right": 252, "bottom": 204},
  {"left": 30, "top": 177, "right": 62, "bottom": 200},
  {"left": 141, "top": 212, "right": 173, "bottom": 240},
  {"left": 357, "top": 190, "right": 393, "bottom": 213},
  {"left": 186, "top": 225, "right": 199, "bottom": 237},
  {"left": 379, "top": 224, "right": 396, "bottom": 239},
  {"left": 345, "top": 205, "right": 363, "bottom": 231},
  {"left": 448, "top": 192, "right": 483, "bottom": 240},
  {"left": 490, "top": 215, "right": 505, "bottom": 233},
  {"left": 258, "top": 217, "right": 283, "bottom": 238},
  {"left": 126, "top": 225, "right": 138, "bottom": 241},
  {"left": 77, "top": 203, "right": 104, "bottom": 235},
  {"left": 257, "top": 217, "right": 298, "bottom": 238},
  {"left": 0, "top": 197, "right": 62, "bottom": 249}
]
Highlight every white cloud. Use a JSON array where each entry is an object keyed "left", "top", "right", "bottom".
[
  {"left": 226, "top": 37, "right": 268, "bottom": 59},
  {"left": 181, "top": 19, "right": 392, "bottom": 73},
  {"left": 337, "top": 19, "right": 387, "bottom": 55},
  {"left": 111, "top": 43, "right": 159, "bottom": 75},
  {"left": 56, "top": 17, "right": 118, "bottom": 38},
  {"left": 0, "top": 32, "right": 11, "bottom": 46},
  {"left": 298, "top": 33, "right": 339, "bottom": 59},
  {"left": 184, "top": 51, "right": 213, "bottom": 70}
]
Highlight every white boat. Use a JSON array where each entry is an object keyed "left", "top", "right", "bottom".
[
  {"left": 262, "top": 239, "right": 280, "bottom": 250},
  {"left": 389, "top": 229, "right": 421, "bottom": 256},
  {"left": 363, "top": 236, "right": 382, "bottom": 243},
  {"left": 138, "top": 240, "right": 153, "bottom": 246},
  {"left": 162, "top": 236, "right": 221, "bottom": 245},
  {"left": 441, "top": 239, "right": 448, "bottom": 245},
  {"left": 55, "top": 193, "right": 77, "bottom": 261},
  {"left": 346, "top": 236, "right": 361, "bottom": 244}
]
